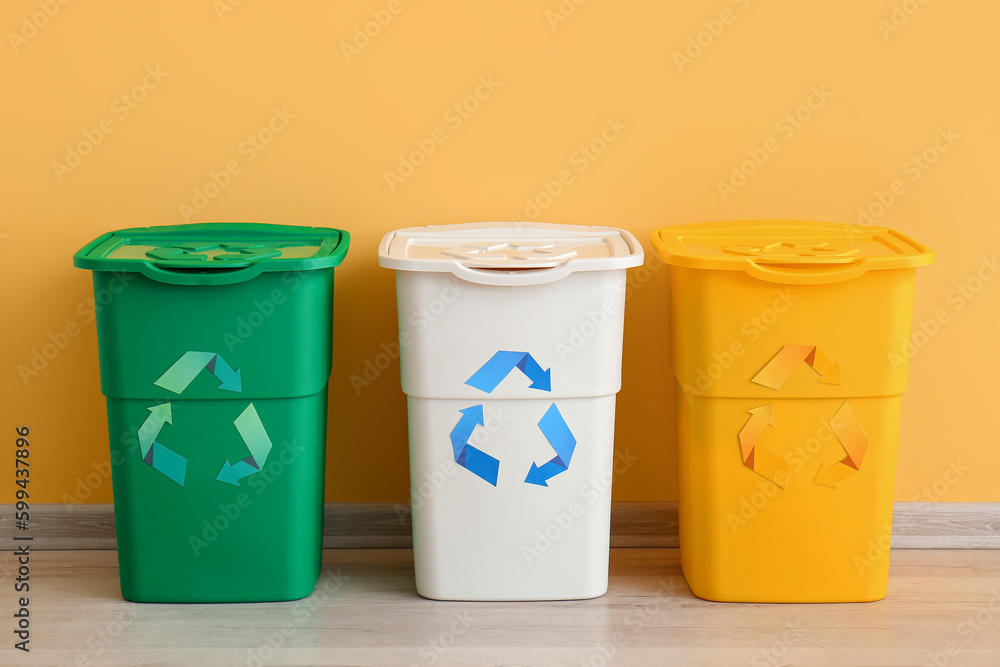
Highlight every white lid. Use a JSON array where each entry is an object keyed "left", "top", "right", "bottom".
[{"left": 378, "top": 222, "right": 643, "bottom": 285}]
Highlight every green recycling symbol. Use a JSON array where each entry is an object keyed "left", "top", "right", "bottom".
[{"left": 139, "top": 351, "right": 274, "bottom": 487}]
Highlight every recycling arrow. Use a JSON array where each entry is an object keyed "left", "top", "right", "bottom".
[
  {"left": 752, "top": 345, "right": 840, "bottom": 390},
  {"left": 137, "top": 402, "right": 187, "bottom": 486},
  {"left": 138, "top": 402, "right": 172, "bottom": 459},
  {"left": 154, "top": 350, "right": 242, "bottom": 394},
  {"left": 814, "top": 401, "right": 870, "bottom": 488},
  {"left": 738, "top": 404, "right": 788, "bottom": 489},
  {"left": 216, "top": 404, "right": 275, "bottom": 486},
  {"left": 525, "top": 404, "right": 577, "bottom": 487},
  {"left": 465, "top": 351, "right": 551, "bottom": 393},
  {"left": 449, "top": 405, "right": 500, "bottom": 486}
]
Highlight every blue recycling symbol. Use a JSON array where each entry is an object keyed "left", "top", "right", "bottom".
[{"left": 450, "top": 351, "right": 577, "bottom": 487}]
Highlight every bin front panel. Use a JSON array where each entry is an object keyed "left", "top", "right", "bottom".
[
  {"left": 676, "top": 393, "right": 899, "bottom": 603},
  {"left": 93, "top": 269, "right": 334, "bottom": 400},
  {"left": 407, "top": 395, "right": 616, "bottom": 601},
  {"left": 108, "top": 390, "right": 328, "bottom": 602},
  {"left": 669, "top": 265, "right": 917, "bottom": 399},
  {"left": 396, "top": 269, "right": 628, "bottom": 400}
]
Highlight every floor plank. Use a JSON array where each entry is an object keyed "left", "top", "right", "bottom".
[{"left": 3, "top": 549, "right": 1000, "bottom": 666}]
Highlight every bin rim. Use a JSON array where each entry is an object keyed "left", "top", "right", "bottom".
[
  {"left": 73, "top": 222, "right": 350, "bottom": 286},
  {"left": 651, "top": 220, "right": 933, "bottom": 285},
  {"left": 378, "top": 221, "right": 643, "bottom": 286}
]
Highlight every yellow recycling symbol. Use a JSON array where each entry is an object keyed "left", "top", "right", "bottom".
[{"left": 739, "top": 345, "right": 870, "bottom": 489}]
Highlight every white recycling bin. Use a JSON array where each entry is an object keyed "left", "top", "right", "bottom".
[{"left": 378, "top": 222, "right": 643, "bottom": 600}]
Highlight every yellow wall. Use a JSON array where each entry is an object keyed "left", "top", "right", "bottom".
[{"left": 4, "top": 0, "right": 998, "bottom": 504}]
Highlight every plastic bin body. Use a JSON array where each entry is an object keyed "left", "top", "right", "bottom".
[
  {"left": 653, "top": 221, "right": 933, "bottom": 603},
  {"left": 74, "top": 223, "right": 349, "bottom": 602},
  {"left": 380, "top": 222, "right": 643, "bottom": 601}
]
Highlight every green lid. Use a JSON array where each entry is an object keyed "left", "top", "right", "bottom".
[{"left": 74, "top": 223, "right": 350, "bottom": 285}]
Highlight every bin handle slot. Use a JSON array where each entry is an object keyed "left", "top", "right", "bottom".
[
  {"left": 138, "top": 261, "right": 267, "bottom": 286},
  {"left": 448, "top": 260, "right": 577, "bottom": 285},
  {"left": 466, "top": 266, "right": 558, "bottom": 272},
  {"left": 746, "top": 259, "right": 871, "bottom": 285}
]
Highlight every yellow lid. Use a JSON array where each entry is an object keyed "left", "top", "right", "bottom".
[{"left": 652, "top": 220, "right": 934, "bottom": 284}]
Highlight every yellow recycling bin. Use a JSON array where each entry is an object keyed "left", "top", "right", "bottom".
[{"left": 652, "top": 221, "right": 933, "bottom": 603}]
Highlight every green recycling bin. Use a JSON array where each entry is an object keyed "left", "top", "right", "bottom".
[{"left": 73, "top": 223, "right": 350, "bottom": 602}]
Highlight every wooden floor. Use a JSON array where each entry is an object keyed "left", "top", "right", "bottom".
[{"left": 5, "top": 549, "right": 1000, "bottom": 666}]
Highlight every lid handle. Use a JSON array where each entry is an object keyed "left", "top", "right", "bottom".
[
  {"left": 746, "top": 258, "right": 871, "bottom": 285},
  {"left": 448, "top": 260, "right": 578, "bottom": 286},
  {"left": 139, "top": 262, "right": 267, "bottom": 286}
]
